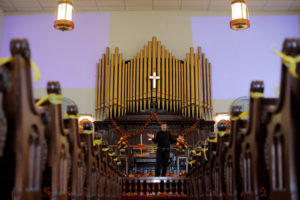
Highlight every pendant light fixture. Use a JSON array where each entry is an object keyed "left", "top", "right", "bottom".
[
  {"left": 54, "top": 0, "right": 74, "bottom": 31},
  {"left": 230, "top": 0, "right": 250, "bottom": 30}
]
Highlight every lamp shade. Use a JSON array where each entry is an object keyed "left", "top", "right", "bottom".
[
  {"left": 54, "top": 0, "right": 74, "bottom": 31},
  {"left": 230, "top": 0, "right": 250, "bottom": 30}
]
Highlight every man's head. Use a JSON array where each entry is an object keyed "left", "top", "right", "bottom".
[{"left": 161, "top": 123, "right": 167, "bottom": 131}]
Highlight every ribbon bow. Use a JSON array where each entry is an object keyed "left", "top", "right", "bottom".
[
  {"left": 273, "top": 50, "right": 300, "bottom": 78},
  {"left": 35, "top": 94, "right": 62, "bottom": 107},
  {"left": 200, "top": 147, "right": 208, "bottom": 161},
  {"left": 0, "top": 57, "right": 41, "bottom": 82}
]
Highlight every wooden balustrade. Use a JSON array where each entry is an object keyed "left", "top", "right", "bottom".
[{"left": 121, "top": 177, "right": 187, "bottom": 199}]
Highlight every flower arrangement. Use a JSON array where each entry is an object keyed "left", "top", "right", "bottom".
[
  {"left": 176, "top": 138, "right": 187, "bottom": 151},
  {"left": 111, "top": 112, "right": 202, "bottom": 151},
  {"left": 179, "top": 170, "right": 187, "bottom": 176},
  {"left": 117, "top": 135, "right": 129, "bottom": 149}
]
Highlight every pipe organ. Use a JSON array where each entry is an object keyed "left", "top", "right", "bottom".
[{"left": 95, "top": 37, "right": 213, "bottom": 121}]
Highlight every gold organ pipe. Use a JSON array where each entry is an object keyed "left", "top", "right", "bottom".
[
  {"left": 122, "top": 60, "right": 126, "bottom": 116},
  {"left": 133, "top": 56, "right": 137, "bottom": 112},
  {"left": 143, "top": 46, "right": 148, "bottom": 110},
  {"left": 147, "top": 41, "right": 152, "bottom": 109},
  {"left": 129, "top": 59, "right": 132, "bottom": 112},
  {"left": 139, "top": 50, "right": 143, "bottom": 111},
  {"left": 152, "top": 37, "right": 157, "bottom": 104},
  {"left": 180, "top": 62, "right": 184, "bottom": 115},
  {"left": 186, "top": 53, "right": 191, "bottom": 117},
  {"left": 205, "top": 59, "right": 210, "bottom": 120},
  {"left": 157, "top": 41, "right": 161, "bottom": 109},
  {"left": 172, "top": 56, "right": 176, "bottom": 112},
  {"left": 201, "top": 54, "right": 206, "bottom": 120},
  {"left": 113, "top": 48, "right": 119, "bottom": 118},
  {"left": 198, "top": 47, "right": 203, "bottom": 119},
  {"left": 161, "top": 45, "right": 165, "bottom": 110},
  {"left": 183, "top": 59, "right": 187, "bottom": 117},
  {"left": 194, "top": 52, "right": 199, "bottom": 119},
  {"left": 100, "top": 56, "right": 105, "bottom": 120},
  {"left": 136, "top": 54, "right": 140, "bottom": 112},
  {"left": 190, "top": 48, "right": 195, "bottom": 118},
  {"left": 104, "top": 48, "right": 110, "bottom": 120},
  {"left": 95, "top": 61, "right": 99, "bottom": 120},
  {"left": 165, "top": 50, "right": 169, "bottom": 111},
  {"left": 202, "top": 56, "right": 208, "bottom": 120},
  {"left": 125, "top": 63, "right": 128, "bottom": 115},
  {"left": 118, "top": 53, "right": 122, "bottom": 117},
  {"left": 209, "top": 62, "right": 213, "bottom": 120},
  {"left": 131, "top": 58, "right": 135, "bottom": 112},
  {"left": 98, "top": 38, "right": 213, "bottom": 120},
  {"left": 109, "top": 53, "right": 114, "bottom": 119},
  {"left": 177, "top": 59, "right": 179, "bottom": 112},
  {"left": 169, "top": 54, "right": 173, "bottom": 112}
]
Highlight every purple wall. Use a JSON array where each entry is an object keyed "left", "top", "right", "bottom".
[
  {"left": 1, "top": 13, "right": 110, "bottom": 88},
  {"left": 191, "top": 15, "right": 299, "bottom": 99}
]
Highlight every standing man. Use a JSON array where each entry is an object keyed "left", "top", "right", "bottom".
[{"left": 147, "top": 123, "right": 183, "bottom": 176}]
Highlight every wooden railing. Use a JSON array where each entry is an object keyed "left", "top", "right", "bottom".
[{"left": 122, "top": 177, "right": 187, "bottom": 199}]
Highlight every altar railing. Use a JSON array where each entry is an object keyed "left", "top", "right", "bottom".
[{"left": 122, "top": 177, "right": 187, "bottom": 197}]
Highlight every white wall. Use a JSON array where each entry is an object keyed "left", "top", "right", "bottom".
[
  {"left": 2, "top": 10, "right": 300, "bottom": 117},
  {"left": 0, "top": 8, "right": 4, "bottom": 52}
]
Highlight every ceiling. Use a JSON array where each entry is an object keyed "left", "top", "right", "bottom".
[{"left": 0, "top": 0, "right": 299, "bottom": 13}]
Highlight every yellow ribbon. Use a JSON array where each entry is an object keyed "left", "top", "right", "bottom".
[
  {"left": 250, "top": 92, "right": 264, "bottom": 99},
  {"left": 0, "top": 56, "right": 41, "bottom": 82},
  {"left": 231, "top": 111, "right": 249, "bottom": 121},
  {"left": 273, "top": 50, "right": 300, "bottom": 78},
  {"left": 200, "top": 147, "right": 208, "bottom": 161},
  {"left": 93, "top": 139, "right": 102, "bottom": 146},
  {"left": 66, "top": 114, "right": 79, "bottom": 119},
  {"left": 49, "top": 93, "right": 62, "bottom": 104},
  {"left": 206, "top": 137, "right": 218, "bottom": 143},
  {"left": 231, "top": 116, "right": 239, "bottom": 121},
  {"left": 102, "top": 148, "right": 109, "bottom": 151},
  {"left": 83, "top": 130, "right": 93, "bottom": 135},
  {"left": 188, "top": 160, "right": 196, "bottom": 166},
  {"left": 113, "top": 158, "right": 118, "bottom": 162},
  {"left": 217, "top": 130, "right": 226, "bottom": 137},
  {"left": 35, "top": 94, "right": 62, "bottom": 107},
  {"left": 191, "top": 150, "right": 201, "bottom": 156},
  {"left": 239, "top": 111, "right": 249, "bottom": 119},
  {"left": 117, "top": 161, "right": 121, "bottom": 166},
  {"left": 108, "top": 152, "right": 115, "bottom": 157}
]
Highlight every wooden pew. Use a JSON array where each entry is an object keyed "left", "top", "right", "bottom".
[
  {"left": 81, "top": 121, "right": 98, "bottom": 200},
  {"left": 223, "top": 106, "right": 246, "bottom": 200},
  {"left": 240, "top": 81, "right": 277, "bottom": 200},
  {"left": 212, "top": 122, "right": 230, "bottom": 200},
  {"left": 92, "top": 133, "right": 105, "bottom": 200},
  {"left": 0, "top": 38, "right": 48, "bottom": 200},
  {"left": 204, "top": 134, "right": 217, "bottom": 200},
  {"left": 265, "top": 38, "right": 300, "bottom": 200},
  {"left": 63, "top": 105, "right": 85, "bottom": 200},
  {"left": 0, "top": 78, "right": 7, "bottom": 157},
  {"left": 42, "top": 81, "right": 70, "bottom": 200}
]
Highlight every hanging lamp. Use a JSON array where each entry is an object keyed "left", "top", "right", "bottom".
[
  {"left": 230, "top": 0, "right": 250, "bottom": 30},
  {"left": 54, "top": 0, "right": 74, "bottom": 31}
]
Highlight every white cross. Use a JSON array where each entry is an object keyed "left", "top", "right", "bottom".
[{"left": 149, "top": 72, "right": 160, "bottom": 89}]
